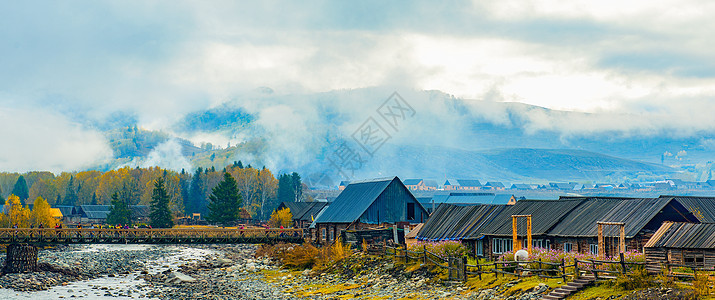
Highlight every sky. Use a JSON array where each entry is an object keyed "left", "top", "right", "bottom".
[{"left": 2, "top": 1, "right": 715, "bottom": 172}]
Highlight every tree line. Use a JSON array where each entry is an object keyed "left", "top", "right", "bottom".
[{"left": 0, "top": 161, "right": 306, "bottom": 221}]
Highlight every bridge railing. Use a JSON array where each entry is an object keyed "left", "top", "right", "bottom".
[{"left": 0, "top": 228, "right": 304, "bottom": 244}]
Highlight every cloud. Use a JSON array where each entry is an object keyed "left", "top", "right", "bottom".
[
  {"left": 140, "top": 139, "right": 192, "bottom": 171},
  {"left": 0, "top": 107, "right": 112, "bottom": 173}
]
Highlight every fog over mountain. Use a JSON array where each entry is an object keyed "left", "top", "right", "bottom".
[{"left": 3, "top": 2, "right": 715, "bottom": 184}]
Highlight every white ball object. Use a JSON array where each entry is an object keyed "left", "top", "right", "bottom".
[{"left": 514, "top": 249, "right": 529, "bottom": 261}]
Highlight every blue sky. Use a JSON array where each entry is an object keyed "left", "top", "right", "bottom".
[{"left": 2, "top": 1, "right": 715, "bottom": 171}]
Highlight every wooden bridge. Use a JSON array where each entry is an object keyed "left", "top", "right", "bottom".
[
  {"left": 0, "top": 228, "right": 304, "bottom": 245},
  {"left": 0, "top": 228, "right": 304, "bottom": 273}
]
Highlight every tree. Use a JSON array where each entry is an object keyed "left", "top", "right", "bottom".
[
  {"left": 5, "top": 195, "right": 30, "bottom": 227},
  {"left": 206, "top": 172, "right": 242, "bottom": 224},
  {"left": 0, "top": 184, "right": 3, "bottom": 203},
  {"left": 91, "top": 192, "right": 98, "bottom": 205},
  {"left": 291, "top": 172, "right": 302, "bottom": 202},
  {"left": 12, "top": 176, "right": 29, "bottom": 205},
  {"left": 256, "top": 168, "right": 278, "bottom": 220},
  {"left": 277, "top": 174, "right": 295, "bottom": 203},
  {"left": 107, "top": 191, "right": 132, "bottom": 226},
  {"left": 187, "top": 167, "right": 204, "bottom": 215},
  {"left": 268, "top": 207, "right": 292, "bottom": 228},
  {"left": 149, "top": 177, "right": 174, "bottom": 228},
  {"left": 30, "top": 197, "right": 59, "bottom": 228},
  {"left": 63, "top": 176, "right": 78, "bottom": 206}
]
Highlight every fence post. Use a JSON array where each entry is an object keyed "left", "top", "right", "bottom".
[
  {"left": 463, "top": 256, "right": 468, "bottom": 282},
  {"left": 620, "top": 252, "right": 626, "bottom": 274},
  {"left": 592, "top": 260, "right": 598, "bottom": 280},
  {"left": 404, "top": 244, "right": 408, "bottom": 264},
  {"left": 495, "top": 262, "right": 499, "bottom": 278},
  {"left": 574, "top": 258, "right": 580, "bottom": 279},
  {"left": 423, "top": 245, "right": 427, "bottom": 264},
  {"left": 539, "top": 258, "right": 543, "bottom": 276},
  {"left": 477, "top": 259, "right": 482, "bottom": 280},
  {"left": 561, "top": 258, "right": 566, "bottom": 282}
]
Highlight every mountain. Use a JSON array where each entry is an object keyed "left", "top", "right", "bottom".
[
  {"left": 362, "top": 145, "right": 672, "bottom": 183},
  {"left": 80, "top": 88, "right": 711, "bottom": 185}
]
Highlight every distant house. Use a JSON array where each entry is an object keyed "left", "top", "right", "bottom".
[
  {"left": 645, "top": 222, "right": 715, "bottom": 270},
  {"left": 483, "top": 182, "right": 506, "bottom": 191},
  {"left": 312, "top": 177, "right": 429, "bottom": 244},
  {"left": 419, "top": 192, "right": 516, "bottom": 213},
  {"left": 549, "top": 183, "right": 576, "bottom": 190},
  {"left": 653, "top": 182, "right": 674, "bottom": 190},
  {"left": 510, "top": 184, "right": 537, "bottom": 190},
  {"left": 444, "top": 179, "right": 482, "bottom": 191},
  {"left": 404, "top": 179, "right": 435, "bottom": 191},
  {"left": 77, "top": 205, "right": 150, "bottom": 224},
  {"left": 338, "top": 181, "right": 351, "bottom": 191},
  {"left": 423, "top": 180, "right": 439, "bottom": 191},
  {"left": 276, "top": 201, "right": 329, "bottom": 228}
]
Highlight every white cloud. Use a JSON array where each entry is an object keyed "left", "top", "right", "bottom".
[{"left": 0, "top": 107, "right": 112, "bottom": 173}]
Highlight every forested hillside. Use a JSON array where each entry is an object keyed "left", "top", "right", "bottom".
[{"left": 0, "top": 163, "right": 305, "bottom": 220}]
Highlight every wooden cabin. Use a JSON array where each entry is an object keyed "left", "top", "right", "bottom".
[{"left": 645, "top": 222, "right": 715, "bottom": 272}]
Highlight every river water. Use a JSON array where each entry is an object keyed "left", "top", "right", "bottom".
[{"left": 0, "top": 244, "right": 216, "bottom": 299}]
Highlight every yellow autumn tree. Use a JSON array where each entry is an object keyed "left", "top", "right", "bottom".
[
  {"left": 268, "top": 207, "right": 292, "bottom": 228},
  {"left": 6, "top": 195, "right": 30, "bottom": 227},
  {"left": 30, "top": 196, "right": 59, "bottom": 228}
]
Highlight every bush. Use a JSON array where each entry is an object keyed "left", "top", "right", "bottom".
[
  {"left": 614, "top": 266, "right": 654, "bottom": 290},
  {"left": 409, "top": 240, "right": 468, "bottom": 258},
  {"left": 256, "top": 239, "right": 353, "bottom": 271}
]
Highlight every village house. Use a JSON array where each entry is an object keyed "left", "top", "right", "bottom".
[
  {"left": 403, "top": 179, "right": 437, "bottom": 191},
  {"left": 276, "top": 201, "right": 329, "bottom": 228},
  {"left": 483, "top": 182, "right": 506, "bottom": 191},
  {"left": 416, "top": 196, "right": 714, "bottom": 260},
  {"left": 312, "top": 177, "right": 429, "bottom": 244},
  {"left": 444, "top": 179, "right": 482, "bottom": 191},
  {"left": 645, "top": 222, "right": 715, "bottom": 271}
]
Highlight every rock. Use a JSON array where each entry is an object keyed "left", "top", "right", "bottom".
[{"left": 166, "top": 271, "right": 197, "bottom": 284}]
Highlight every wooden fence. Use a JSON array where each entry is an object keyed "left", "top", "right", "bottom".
[{"left": 383, "top": 245, "right": 658, "bottom": 282}]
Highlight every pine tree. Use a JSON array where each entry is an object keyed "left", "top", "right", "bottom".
[
  {"left": 107, "top": 191, "right": 132, "bottom": 226},
  {"left": 277, "top": 174, "right": 295, "bottom": 202},
  {"left": 188, "top": 168, "right": 204, "bottom": 215},
  {"left": 206, "top": 172, "right": 242, "bottom": 224},
  {"left": 63, "top": 176, "right": 78, "bottom": 206},
  {"left": 0, "top": 184, "right": 4, "bottom": 203},
  {"left": 91, "top": 192, "right": 98, "bottom": 205},
  {"left": 149, "top": 177, "right": 174, "bottom": 228},
  {"left": 12, "top": 175, "right": 29, "bottom": 205},
  {"left": 291, "top": 172, "right": 302, "bottom": 202}
]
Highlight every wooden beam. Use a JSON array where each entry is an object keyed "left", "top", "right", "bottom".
[
  {"left": 598, "top": 223, "right": 604, "bottom": 259},
  {"left": 512, "top": 216, "right": 519, "bottom": 251},
  {"left": 527, "top": 215, "right": 532, "bottom": 254}
]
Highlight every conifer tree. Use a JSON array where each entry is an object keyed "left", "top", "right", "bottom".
[
  {"left": 149, "top": 177, "right": 174, "bottom": 228},
  {"left": 206, "top": 172, "right": 242, "bottom": 224},
  {"left": 11, "top": 175, "right": 29, "bottom": 205},
  {"left": 188, "top": 168, "right": 204, "bottom": 215},
  {"left": 63, "top": 176, "right": 78, "bottom": 206},
  {"left": 107, "top": 191, "right": 132, "bottom": 226}
]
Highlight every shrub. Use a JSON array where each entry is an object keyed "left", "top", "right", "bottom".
[
  {"left": 614, "top": 266, "right": 654, "bottom": 290},
  {"left": 409, "top": 240, "right": 468, "bottom": 258},
  {"left": 693, "top": 273, "right": 711, "bottom": 296}
]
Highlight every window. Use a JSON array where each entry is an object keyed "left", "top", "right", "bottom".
[
  {"left": 564, "top": 242, "right": 573, "bottom": 253},
  {"left": 476, "top": 240, "right": 483, "bottom": 256},
  {"left": 492, "top": 238, "right": 513, "bottom": 254},
  {"left": 328, "top": 227, "right": 334, "bottom": 241},
  {"left": 321, "top": 228, "right": 326, "bottom": 241},
  {"left": 590, "top": 244, "right": 598, "bottom": 256},
  {"left": 522, "top": 239, "right": 551, "bottom": 249},
  {"left": 407, "top": 203, "right": 415, "bottom": 220}
]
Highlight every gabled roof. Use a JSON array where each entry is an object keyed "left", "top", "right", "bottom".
[
  {"left": 548, "top": 197, "right": 696, "bottom": 238},
  {"left": 659, "top": 196, "right": 715, "bottom": 223},
  {"left": 85, "top": 210, "right": 109, "bottom": 219},
  {"left": 280, "top": 202, "right": 312, "bottom": 219},
  {"left": 339, "top": 181, "right": 351, "bottom": 186},
  {"left": 314, "top": 177, "right": 397, "bottom": 224},
  {"left": 53, "top": 205, "right": 76, "bottom": 217},
  {"left": 475, "top": 199, "right": 584, "bottom": 237},
  {"left": 130, "top": 205, "right": 150, "bottom": 218},
  {"left": 511, "top": 184, "right": 536, "bottom": 189},
  {"left": 444, "top": 179, "right": 482, "bottom": 187},
  {"left": 282, "top": 201, "right": 329, "bottom": 222},
  {"left": 417, "top": 204, "right": 507, "bottom": 241},
  {"left": 403, "top": 179, "right": 424, "bottom": 186},
  {"left": 645, "top": 222, "right": 715, "bottom": 249},
  {"left": 484, "top": 182, "right": 505, "bottom": 188},
  {"left": 423, "top": 180, "right": 439, "bottom": 188}
]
